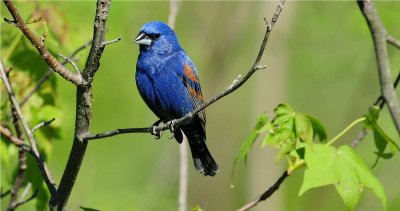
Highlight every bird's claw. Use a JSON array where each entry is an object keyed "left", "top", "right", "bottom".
[{"left": 151, "top": 125, "right": 161, "bottom": 139}]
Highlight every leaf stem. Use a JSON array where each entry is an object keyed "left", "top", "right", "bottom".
[{"left": 327, "top": 117, "right": 366, "bottom": 146}]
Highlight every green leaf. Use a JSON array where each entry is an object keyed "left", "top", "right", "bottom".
[
  {"left": 300, "top": 144, "right": 386, "bottom": 210},
  {"left": 233, "top": 114, "right": 268, "bottom": 164},
  {"left": 294, "top": 113, "right": 313, "bottom": 144},
  {"left": 307, "top": 114, "right": 327, "bottom": 143},
  {"left": 364, "top": 106, "right": 399, "bottom": 161},
  {"left": 232, "top": 114, "right": 269, "bottom": 181},
  {"left": 192, "top": 204, "right": 205, "bottom": 211}
]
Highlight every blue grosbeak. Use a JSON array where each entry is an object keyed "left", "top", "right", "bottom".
[{"left": 134, "top": 21, "right": 218, "bottom": 176}]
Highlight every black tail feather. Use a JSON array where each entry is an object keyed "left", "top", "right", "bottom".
[
  {"left": 189, "top": 141, "right": 219, "bottom": 176},
  {"left": 181, "top": 125, "right": 219, "bottom": 176}
]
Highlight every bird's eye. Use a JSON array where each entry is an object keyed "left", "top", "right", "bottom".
[{"left": 149, "top": 33, "right": 160, "bottom": 40}]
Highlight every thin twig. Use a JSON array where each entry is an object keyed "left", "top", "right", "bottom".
[
  {"left": 58, "top": 53, "right": 82, "bottom": 75},
  {"left": 0, "top": 59, "right": 57, "bottom": 197},
  {"left": 101, "top": 36, "right": 122, "bottom": 47},
  {"left": 1, "top": 188, "right": 11, "bottom": 198},
  {"left": 237, "top": 171, "right": 289, "bottom": 211},
  {"left": 86, "top": 0, "right": 285, "bottom": 142},
  {"left": 19, "top": 39, "right": 92, "bottom": 107},
  {"left": 387, "top": 34, "right": 400, "bottom": 49},
  {"left": 352, "top": 71, "right": 400, "bottom": 148},
  {"left": 32, "top": 118, "right": 55, "bottom": 133},
  {"left": 3, "top": 0, "right": 83, "bottom": 85},
  {"left": 84, "top": 127, "right": 150, "bottom": 141},
  {"left": 8, "top": 107, "right": 28, "bottom": 211},
  {"left": 0, "top": 125, "right": 31, "bottom": 151},
  {"left": 358, "top": 0, "right": 400, "bottom": 134},
  {"left": 13, "top": 187, "right": 38, "bottom": 210}
]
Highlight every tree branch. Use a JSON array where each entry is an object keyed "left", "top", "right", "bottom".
[
  {"left": 31, "top": 118, "right": 55, "bottom": 133},
  {"left": 19, "top": 39, "right": 92, "bottom": 107},
  {"left": 86, "top": 0, "right": 286, "bottom": 142},
  {"left": 237, "top": 171, "right": 289, "bottom": 211},
  {"left": 0, "top": 59, "right": 57, "bottom": 198},
  {"left": 8, "top": 102, "right": 28, "bottom": 210},
  {"left": 2, "top": 0, "right": 83, "bottom": 85},
  {"left": 387, "top": 34, "right": 400, "bottom": 49},
  {"left": 358, "top": 0, "right": 400, "bottom": 134},
  {"left": 52, "top": 0, "right": 114, "bottom": 209},
  {"left": 0, "top": 125, "right": 31, "bottom": 151}
]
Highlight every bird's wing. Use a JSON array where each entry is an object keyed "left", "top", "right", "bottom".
[{"left": 181, "top": 63, "right": 206, "bottom": 126}]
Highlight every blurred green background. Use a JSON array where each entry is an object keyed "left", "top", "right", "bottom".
[{"left": 1, "top": 1, "right": 399, "bottom": 210}]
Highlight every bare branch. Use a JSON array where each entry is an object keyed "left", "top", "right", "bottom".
[
  {"left": 1, "top": 189, "right": 11, "bottom": 198},
  {"left": 3, "top": 0, "right": 83, "bottom": 85},
  {"left": 12, "top": 184, "right": 38, "bottom": 210},
  {"left": 0, "top": 59, "right": 57, "bottom": 197},
  {"left": 32, "top": 118, "right": 55, "bottom": 133},
  {"left": 358, "top": 0, "right": 400, "bottom": 134},
  {"left": 19, "top": 39, "right": 92, "bottom": 107},
  {"left": 101, "top": 36, "right": 122, "bottom": 47},
  {"left": 237, "top": 171, "right": 289, "bottom": 211},
  {"left": 84, "top": 127, "right": 150, "bottom": 141},
  {"left": 387, "top": 34, "right": 400, "bottom": 49},
  {"left": 53, "top": 0, "right": 113, "bottom": 209},
  {"left": 58, "top": 53, "right": 82, "bottom": 75},
  {"left": 0, "top": 125, "right": 30, "bottom": 151}
]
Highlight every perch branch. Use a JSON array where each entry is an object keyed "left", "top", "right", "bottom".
[
  {"left": 86, "top": 0, "right": 286, "bottom": 141},
  {"left": 0, "top": 59, "right": 57, "bottom": 197},
  {"left": 3, "top": 0, "right": 83, "bottom": 85},
  {"left": 358, "top": 0, "right": 400, "bottom": 134}
]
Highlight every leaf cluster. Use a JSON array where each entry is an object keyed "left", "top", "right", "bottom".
[{"left": 233, "top": 104, "right": 398, "bottom": 210}]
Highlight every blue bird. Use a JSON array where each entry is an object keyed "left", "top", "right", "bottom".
[{"left": 134, "top": 21, "right": 218, "bottom": 176}]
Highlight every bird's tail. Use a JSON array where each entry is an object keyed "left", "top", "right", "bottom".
[{"left": 182, "top": 127, "right": 218, "bottom": 176}]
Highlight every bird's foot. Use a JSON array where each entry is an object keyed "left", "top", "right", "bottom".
[
  {"left": 168, "top": 120, "right": 178, "bottom": 140},
  {"left": 151, "top": 119, "right": 163, "bottom": 139},
  {"left": 151, "top": 125, "right": 161, "bottom": 139}
]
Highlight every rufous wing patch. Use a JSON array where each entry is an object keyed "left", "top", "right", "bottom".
[{"left": 183, "top": 64, "right": 199, "bottom": 83}]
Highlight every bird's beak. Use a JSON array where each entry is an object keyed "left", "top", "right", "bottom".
[{"left": 134, "top": 32, "right": 152, "bottom": 46}]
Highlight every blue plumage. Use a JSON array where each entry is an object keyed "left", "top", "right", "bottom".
[{"left": 134, "top": 21, "right": 218, "bottom": 176}]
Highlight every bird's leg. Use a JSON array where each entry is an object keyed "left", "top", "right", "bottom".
[
  {"left": 168, "top": 119, "right": 178, "bottom": 139},
  {"left": 151, "top": 119, "right": 163, "bottom": 139}
]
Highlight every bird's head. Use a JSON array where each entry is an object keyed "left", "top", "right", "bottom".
[{"left": 134, "top": 21, "right": 181, "bottom": 54}]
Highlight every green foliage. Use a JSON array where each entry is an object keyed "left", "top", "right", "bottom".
[
  {"left": 231, "top": 114, "right": 269, "bottom": 183},
  {"left": 235, "top": 103, "right": 395, "bottom": 210},
  {"left": 192, "top": 204, "right": 205, "bottom": 211},
  {"left": 364, "top": 106, "right": 399, "bottom": 162},
  {"left": 1, "top": 4, "right": 68, "bottom": 209},
  {"left": 299, "top": 144, "right": 386, "bottom": 210}
]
